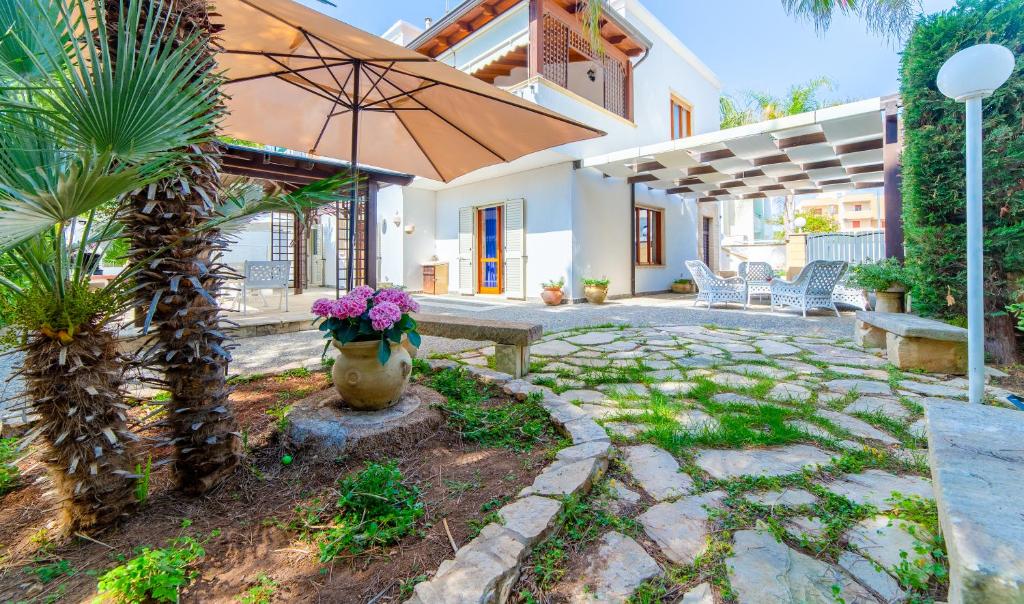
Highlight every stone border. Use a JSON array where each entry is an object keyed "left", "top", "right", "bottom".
[{"left": 406, "top": 362, "right": 611, "bottom": 604}]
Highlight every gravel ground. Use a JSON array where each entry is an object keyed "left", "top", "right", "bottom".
[{"left": 0, "top": 294, "right": 856, "bottom": 406}]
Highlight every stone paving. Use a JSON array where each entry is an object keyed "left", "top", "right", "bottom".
[{"left": 445, "top": 323, "right": 987, "bottom": 603}]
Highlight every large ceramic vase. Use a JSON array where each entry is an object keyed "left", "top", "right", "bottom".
[
  {"left": 541, "top": 287, "right": 564, "bottom": 306},
  {"left": 584, "top": 285, "right": 608, "bottom": 305},
  {"left": 331, "top": 338, "right": 412, "bottom": 411}
]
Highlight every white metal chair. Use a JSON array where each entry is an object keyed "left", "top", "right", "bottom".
[
  {"left": 832, "top": 272, "right": 870, "bottom": 310},
  {"left": 686, "top": 260, "right": 747, "bottom": 309},
  {"left": 240, "top": 260, "right": 290, "bottom": 315},
  {"left": 739, "top": 261, "right": 774, "bottom": 306},
  {"left": 770, "top": 260, "right": 848, "bottom": 317}
]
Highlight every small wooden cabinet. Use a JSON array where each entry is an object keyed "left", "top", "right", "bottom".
[{"left": 422, "top": 262, "right": 449, "bottom": 295}]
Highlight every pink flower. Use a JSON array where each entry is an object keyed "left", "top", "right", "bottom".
[
  {"left": 333, "top": 294, "right": 368, "bottom": 319},
  {"left": 374, "top": 288, "right": 420, "bottom": 314},
  {"left": 368, "top": 301, "right": 402, "bottom": 331},
  {"left": 351, "top": 285, "right": 374, "bottom": 300},
  {"left": 311, "top": 298, "right": 334, "bottom": 318}
]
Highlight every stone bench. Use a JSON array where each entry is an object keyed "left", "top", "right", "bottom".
[
  {"left": 926, "top": 402, "right": 1024, "bottom": 603},
  {"left": 411, "top": 313, "right": 543, "bottom": 378},
  {"left": 855, "top": 311, "right": 967, "bottom": 374}
]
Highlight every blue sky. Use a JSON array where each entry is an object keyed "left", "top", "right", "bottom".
[{"left": 310, "top": 0, "right": 956, "bottom": 101}]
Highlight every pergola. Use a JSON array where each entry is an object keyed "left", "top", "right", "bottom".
[
  {"left": 220, "top": 144, "right": 413, "bottom": 294},
  {"left": 581, "top": 95, "right": 903, "bottom": 265}
]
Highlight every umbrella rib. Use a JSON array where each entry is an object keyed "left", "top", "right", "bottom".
[
  {"left": 391, "top": 106, "right": 447, "bottom": 183},
  {"left": 362, "top": 63, "right": 509, "bottom": 163},
  {"left": 226, "top": 59, "right": 353, "bottom": 85},
  {"left": 270, "top": 73, "right": 351, "bottom": 107},
  {"left": 367, "top": 62, "right": 604, "bottom": 135},
  {"left": 262, "top": 54, "right": 351, "bottom": 107},
  {"left": 300, "top": 30, "right": 345, "bottom": 93},
  {"left": 359, "top": 82, "right": 439, "bottom": 111},
  {"left": 361, "top": 61, "right": 398, "bottom": 107},
  {"left": 223, "top": 49, "right": 354, "bottom": 62},
  {"left": 300, "top": 29, "right": 432, "bottom": 64}
]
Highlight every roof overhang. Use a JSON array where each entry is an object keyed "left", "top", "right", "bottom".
[
  {"left": 221, "top": 144, "right": 415, "bottom": 187},
  {"left": 581, "top": 97, "right": 894, "bottom": 202}
]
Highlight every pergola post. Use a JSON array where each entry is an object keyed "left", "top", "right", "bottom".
[
  {"left": 882, "top": 96, "right": 904, "bottom": 260},
  {"left": 366, "top": 181, "right": 379, "bottom": 288},
  {"left": 528, "top": 0, "right": 544, "bottom": 77}
]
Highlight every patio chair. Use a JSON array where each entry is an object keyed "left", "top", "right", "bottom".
[
  {"left": 769, "top": 260, "right": 848, "bottom": 317},
  {"left": 832, "top": 271, "right": 869, "bottom": 311},
  {"left": 240, "top": 260, "right": 290, "bottom": 315},
  {"left": 685, "top": 260, "right": 747, "bottom": 309},
  {"left": 738, "top": 261, "right": 774, "bottom": 306}
]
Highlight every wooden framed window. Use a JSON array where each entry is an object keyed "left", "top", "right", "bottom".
[
  {"left": 670, "top": 95, "right": 693, "bottom": 140},
  {"left": 634, "top": 206, "right": 664, "bottom": 266}
]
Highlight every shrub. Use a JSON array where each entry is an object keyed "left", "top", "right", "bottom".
[
  {"left": 541, "top": 277, "right": 565, "bottom": 289},
  {"left": 315, "top": 461, "right": 423, "bottom": 562},
  {"left": 900, "top": 0, "right": 1024, "bottom": 360},
  {"left": 0, "top": 438, "right": 19, "bottom": 496},
  {"left": 794, "top": 210, "right": 839, "bottom": 234},
  {"left": 582, "top": 278, "right": 610, "bottom": 288},
  {"left": 95, "top": 536, "right": 205, "bottom": 603},
  {"left": 847, "top": 258, "right": 912, "bottom": 291}
]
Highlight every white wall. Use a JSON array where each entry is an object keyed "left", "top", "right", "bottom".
[
  {"left": 434, "top": 163, "right": 574, "bottom": 299},
  {"left": 720, "top": 242, "right": 787, "bottom": 274},
  {"left": 377, "top": 186, "right": 405, "bottom": 286},
  {"left": 401, "top": 188, "right": 438, "bottom": 291},
  {"left": 572, "top": 169, "right": 699, "bottom": 299},
  {"left": 223, "top": 219, "right": 271, "bottom": 267}
]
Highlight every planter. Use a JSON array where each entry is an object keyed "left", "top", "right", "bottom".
[
  {"left": 584, "top": 285, "right": 608, "bottom": 305},
  {"left": 331, "top": 338, "right": 412, "bottom": 411},
  {"left": 540, "top": 287, "right": 564, "bottom": 306},
  {"left": 874, "top": 287, "right": 906, "bottom": 314},
  {"left": 671, "top": 282, "right": 695, "bottom": 294}
]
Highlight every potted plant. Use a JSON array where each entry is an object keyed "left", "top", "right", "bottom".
[
  {"left": 848, "top": 259, "right": 911, "bottom": 313},
  {"left": 583, "top": 277, "right": 610, "bottom": 304},
  {"left": 312, "top": 287, "right": 422, "bottom": 411},
  {"left": 671, "top": 278, "right": 695, "bottom": 294},
  {"left": 540, "top": 277, "right": 565, "bottom": 305}
]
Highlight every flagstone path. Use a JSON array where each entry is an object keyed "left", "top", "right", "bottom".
[{"left": 442, "top": 323, "right": 992, "bottom": 603}]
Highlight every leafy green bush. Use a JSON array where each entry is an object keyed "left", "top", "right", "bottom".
[
  {"left": 238, "top": 573, "right": 279, "bottom": 604},
  {"left": 314, "top": 461, "right": 423, "bottom": 562},
  {"left": 901, "top": 0, "right": 1024, "bottom": 356},
  {"left": 847, "top": 258, "right": 912, "bottom": 291},
  {"left": 794, "top": 210, "right": 839, "bottom": 234},
  {"left": 541, "top": 277, "right": 565, "bottom": 289},
  {"left": 0, "top": 438, "right": 19, "bottom": 495},
  {"left": 95, "top": 536, "right": 205, "bottom": 603},
  {"left": 429, "top": 368, "right": 553, "bottom": 451},
  {"left": 582, "top": 277, "right": 610, "bottom": 288}
]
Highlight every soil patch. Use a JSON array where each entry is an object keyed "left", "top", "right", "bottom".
[{"left": 0, "top": 372, "right": 555, "bottom": 603}]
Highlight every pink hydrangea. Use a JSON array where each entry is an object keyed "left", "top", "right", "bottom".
[
  {"left": 332, "top": 294, "right": 368, "bottom": 319},
  {"left": 351, "top": 285, "right": 374, "bottom": 300},
  {"left": 374, "top": 288, "right": 420, "bottom": 314},
  {"left": 311, "top": 298, "right": 334, "bottom": 318},
  {"left": 368, "top": 301, "right": 402, "bottom": 331}
]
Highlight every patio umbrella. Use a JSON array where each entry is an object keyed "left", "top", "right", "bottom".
[{"left": 215, "top": 0, "right": 604, "bottom": 294}]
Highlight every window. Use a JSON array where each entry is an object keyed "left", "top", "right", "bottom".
[
  {"left": 851, "top": 220, "right": 862, "bottom": 229},
  {"left": 853, "top": 204, "right": 863, "bottom": 211},
  {"left": 670, "top": 96, "right": 693, "bottom": 140},
  {"left": 635, "top": 207, "right": 663, "bottom": 266}
]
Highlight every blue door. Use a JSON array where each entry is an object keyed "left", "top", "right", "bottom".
[{"left": 477, "top": 206, "right": 502, "bottom": 294}]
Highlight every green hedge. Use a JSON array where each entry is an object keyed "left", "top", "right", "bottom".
[{"left": 900, "top": 0, "right": 1023, "bottom": 325}]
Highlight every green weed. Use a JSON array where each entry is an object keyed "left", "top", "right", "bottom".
[
  {"left": 266, "top": 404, "right": 293, "bottom": 433},
  {"left": 0, "top": 437, "right": 20, "bottom": 495},
  {"left": 237, "top": 573, "right": 279, "bottom": 604},
  {"left": 95, "top": 536, "right": 205, "bottom": 603}
]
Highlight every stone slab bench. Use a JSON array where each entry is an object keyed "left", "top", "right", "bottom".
[
  {"left": 411, "top": 313, "right": 543, "bottom": 378},
  {"left": 926, "top": 402, "right": 1024, "bottom": 603},
  {"left": 855, "top": 311, "right": 967, "bottom": 374}
]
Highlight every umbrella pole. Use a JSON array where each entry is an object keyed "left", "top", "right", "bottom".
[{"left": 346, "top": 62, "right": 361, "bottom": 295}]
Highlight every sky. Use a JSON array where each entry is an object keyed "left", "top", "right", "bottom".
[{"left": 308, "top": 0, "right": 957, "bottom": 102}]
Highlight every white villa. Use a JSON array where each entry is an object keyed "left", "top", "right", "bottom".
[{"left": 229, "top": 0, "right": 900, "bottom": 302}]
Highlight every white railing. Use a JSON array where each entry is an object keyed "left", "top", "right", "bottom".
[{"left": 806, "top": 230, "right": 885, "bottom": 265}]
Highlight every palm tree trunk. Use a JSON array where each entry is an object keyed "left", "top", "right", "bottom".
[
  {"left": 106, "top": 0, "right": 240, "bottom": 493},
  {"left": 22, "top": 326, "right": 138, "bottom": 532}
]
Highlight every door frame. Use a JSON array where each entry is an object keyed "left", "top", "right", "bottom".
[{"left": 476, "top": 204, "right": 503, "bottom": 294}]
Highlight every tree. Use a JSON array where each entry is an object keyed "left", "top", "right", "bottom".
[
  {"left": 900, "top": 0, "right": 1023, "bottom": 363},
  {"left": 795, "top": 210, "right": 840, "bottom": 233},
  {"left": 0, "top": 0, "right": 222, "bottom": 530},
  {"left": 102, "top": 0, "right": 241, "bottom": 494},
  {"left": 720, "top": 77, "right": 837, "bottom": 128}
]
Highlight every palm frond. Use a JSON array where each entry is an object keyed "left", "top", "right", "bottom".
[
  {"left": 0, "top": 0, "right": 66, "bottom": 80},
  {"left": 781, "top": 0, "right": 921, "bottom": 40},
  {"left": 210, "top": 173, "right": 357, "bottom": 233}
]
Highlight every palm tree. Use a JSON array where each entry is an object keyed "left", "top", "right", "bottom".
[
  {"left": 584, "top": 0, "right": 920, "bottom": 49},
  {"left": 0, "top": 0, "right": 222, "bottom": 530},
  {"left": 719, "top": 77, "right": 837, "bottom": 128},
  {"left": 101, "top": 0, "right": 244, "bottom": 495}
]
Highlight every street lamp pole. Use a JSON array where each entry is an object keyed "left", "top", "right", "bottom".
[{"left": 937, "top": 44, "right": 1015, "bottom": 404}]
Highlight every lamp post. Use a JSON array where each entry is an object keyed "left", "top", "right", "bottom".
[{"left": 937, "top": 44, "right": 1015, "bottom": 404}]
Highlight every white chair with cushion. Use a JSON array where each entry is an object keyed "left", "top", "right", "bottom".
[
  {"left": 686, "top": 260, "right": 747, "bottom": 309},
  {"left": 770, "top": 260, "right": 848, "bottom": 317},
  {"left": 739, "top": 261, "right": 774, "bottom": 306}
]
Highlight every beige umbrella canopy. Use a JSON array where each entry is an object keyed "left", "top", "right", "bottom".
[
  {"left": 215, "top": 0, "right": 604, "bottom": 292},
  {"left": 215, "top": 0, "right": 605, "bottom": 183}
]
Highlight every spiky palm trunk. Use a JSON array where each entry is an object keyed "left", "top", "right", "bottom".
[
  {"left": 107, "top": 0, "right": 240, "bottom": 493},
  {"left": 22, "top": 326, "right": 138, "bottom": 532}
]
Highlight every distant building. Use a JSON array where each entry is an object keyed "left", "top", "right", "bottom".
[{"left": 798, "top": 190, "right": 885, "bottom": 232}]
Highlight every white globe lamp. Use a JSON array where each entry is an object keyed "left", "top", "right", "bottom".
[{"left": 937, "top": 44, "right": 1015, "bottom": 404}]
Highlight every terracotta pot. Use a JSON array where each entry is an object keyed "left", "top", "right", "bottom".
[
  {"left": 671, "top": 282, "right": 694, "bottom": 294},
  {"left": 584, "top": 285, "right": 608, "bottom": 305},
  {"left": 874, "top": 289, "right": 905, "bottom": 313},
  {"left": 541, "top": 287, "right": 564, "bottom": 305},
  {"left": 331, "top": 338, "right": 412, "bottom": 411}
]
